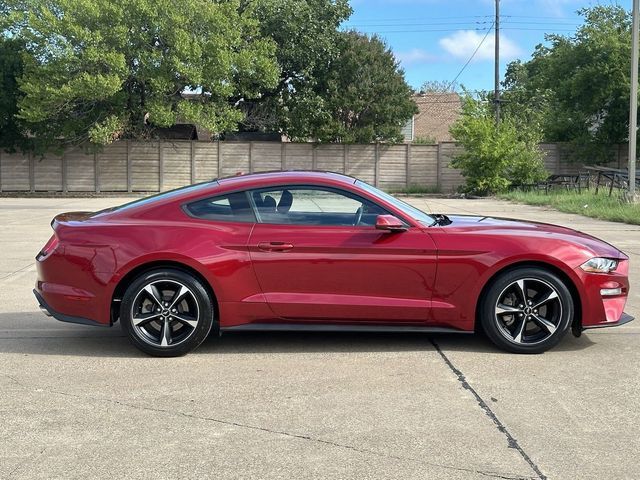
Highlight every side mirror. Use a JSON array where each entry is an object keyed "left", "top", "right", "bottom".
[{"left": 375, "top": 215, "right": 407, "bottom": 232}]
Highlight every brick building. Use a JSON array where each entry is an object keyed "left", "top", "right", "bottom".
[{"left": 402, "top": 93, "right": 462, "bottom": 143}]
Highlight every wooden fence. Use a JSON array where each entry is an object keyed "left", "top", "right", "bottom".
[
  {"left": 0, "top": 141, "right": 462, "bottom": 193},
  {"left": 0, "top": 140, "right": 621, "bottom": 193}
]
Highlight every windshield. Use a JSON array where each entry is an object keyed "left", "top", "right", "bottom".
[{"left": 356, "top": 180, "right": 435, "bottom": 225}]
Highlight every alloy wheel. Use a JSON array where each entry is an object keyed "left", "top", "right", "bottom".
[
  {"left": 494, "top": 277, "right": 563, "bottom": 346},
  {"left": 130, "top": 279, "right": 200, "bottom": 348}
]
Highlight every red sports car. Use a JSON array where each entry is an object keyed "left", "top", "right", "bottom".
[{"left": 34, "top": 171, "right": 632, "bottom": 356}]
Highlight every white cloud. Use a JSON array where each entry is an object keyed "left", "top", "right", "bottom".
[
  {"left": 395, "top": 48, "right": 437, "bottom": 66},
  {"left": 438, "top": 30, "right": 522, "bottom": 62}
]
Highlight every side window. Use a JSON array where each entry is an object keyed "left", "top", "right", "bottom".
[
  {"left": 250, "top": 187, "right": 387, "bottom": 226},
  {"left": 185, "top": 191, "right": 255, "bottom": 222}
]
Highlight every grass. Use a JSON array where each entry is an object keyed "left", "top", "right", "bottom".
[
  {"left": 499, "top": 189, "right": 640, "bottom": 225},
  {"left": 389, "top": 184, "right": 441, "bottom": 195}
]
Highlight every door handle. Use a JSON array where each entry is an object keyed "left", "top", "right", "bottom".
[{"left": 257, "top": 241, "right": 294, "bottom": 252}]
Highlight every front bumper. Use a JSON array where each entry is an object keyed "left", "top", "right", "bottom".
[
  {"left": 33, "top": 289, "right": 108, "bottom": 327},
  {"left": 574, "top": 258, "right": 631, "bottom": 329},
  {"left": 583, "top": 312, "right": 634, "bottom": 330}
]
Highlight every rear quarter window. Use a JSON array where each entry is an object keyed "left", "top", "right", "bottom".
[
  {"left": 185, "top": 191, "right": 255, "bottom": 223},
  {"left": 95, "top": 181, "right": 218, "bottom": 216}
]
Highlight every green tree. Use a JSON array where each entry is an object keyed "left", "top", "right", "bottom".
[
  {"left": 419, "top": 80, "right": 457, "bottom": 94},
  {"left": 0, "top": 37, "right": 29, "bottom": 151},
  {"left": 4, "top": 0, "right": 279, "bottom": 148},
  {"left": 502, "top": 6, "right": 631, "bottom": 162},
  {"left": 286, "top": 31, "right": 418, "bottom": 143},
  {"left": 501, "top": 60, "right": 549, "bottom": 131},
  {"left": 450, "top": 94, "right": 548, "bottom": 195},
  {"left": 236, "top": 0, "right": 351, "bottom": 132}
]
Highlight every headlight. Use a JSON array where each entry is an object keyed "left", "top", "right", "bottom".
[{"left": 580, "top": 257, "right": 618, "bottom": 273}]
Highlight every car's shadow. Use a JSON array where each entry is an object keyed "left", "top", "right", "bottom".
[{"left": 0, "top": 311, "right": 596, "bottom": 358}]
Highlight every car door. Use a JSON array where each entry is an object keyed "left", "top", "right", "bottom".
[{"left": 247, "top": 185, "right": 438, "bottom": 323}]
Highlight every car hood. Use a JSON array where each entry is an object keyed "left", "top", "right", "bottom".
[{"left": 436, "top": 214, "right": 626, "bottom": 259}]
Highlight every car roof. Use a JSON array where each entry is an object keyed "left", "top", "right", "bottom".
[{"left": 216, "top": 170, "right": 357, "bottom": 188}]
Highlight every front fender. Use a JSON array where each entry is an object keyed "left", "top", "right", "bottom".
[{"left": 466, "top": 253, "right": 587, "bottom": 331}]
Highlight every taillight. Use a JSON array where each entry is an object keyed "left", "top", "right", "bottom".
[{"left": 37, "top": 234, "right": 59, "bottom": 260}]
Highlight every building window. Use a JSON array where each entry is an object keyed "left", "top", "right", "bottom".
[{"left": 401, "top": 116, "right": 414, "bottom": 142}]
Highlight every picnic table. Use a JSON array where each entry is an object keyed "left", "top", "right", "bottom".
[
  {"left": 583, "top": 166, "right": 640, "bottom": 196},
  {"left": 511, "top": 173, "right": 587, "bottom": 193},
  {"left": 511, "top": 166, "right": 638, "bottom": 195},
  {"left": 541, "top": 173, "right": 584, "bottom": 193}
]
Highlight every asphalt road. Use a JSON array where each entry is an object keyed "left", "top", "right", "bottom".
[{"left": 1, "top": 195, "right": 638, "bottom": 480}]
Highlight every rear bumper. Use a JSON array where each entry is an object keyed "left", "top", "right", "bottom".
[
  {"left": 583, "top": 312, "right": 634, "bottom": 330},
  {"left": 35, "top": 247, "right": 113, "bottom": 325},
  {"left": 33, "top": 289, "right": 108, "bottom": 327}
]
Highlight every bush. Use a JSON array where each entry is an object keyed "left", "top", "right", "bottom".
[
  {"left": 450, "top": 95, "right": 548, "bottom": 195},
  {"left": 412, "top": 136, "right": 436, "bottom": 145}
]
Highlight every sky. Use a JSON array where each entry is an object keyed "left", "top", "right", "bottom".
[{"left": 343, "top": 0, "right": 632, "bottom": 92}]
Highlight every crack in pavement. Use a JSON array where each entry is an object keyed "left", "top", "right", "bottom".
[
  {"left": 430, "top": 339, "right": 547, "bottom": 480},
  {"left": 1, "top": 374, "right": 536, "bottom": 480},
  {"left": 0, "top": 264, "right": 34, "bottom": 281},
  {"left": 6, "top": 446, "right": 47, "bottom": 479}
]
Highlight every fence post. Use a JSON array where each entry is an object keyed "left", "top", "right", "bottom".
[
  {"left": 94, "top": 151, "right": 100, "bottom": 193},
  {"left": 158, "top": 141, "right": 164, "bottom": 191},
  {"left": 62, "top": 152, "right": 68, "bottom": 193},
  {"left": 405, "top": 143, "right": 411, "bottom": 188},
  {"left": 374, "top": 143, "right": 380, "bottom": 187},
  {"left": 217, "top": 141, "right": 222, "bottom": 178},
  {"left": 312, "top": 144, "right": 317, "bottom": 170},
  {"left": 29, "top": 152, "right": 35, "bottom": 192},
  {"left": 436, "top": 142, "right": 442, "bottom": 191},
  {"left": 0, "top": 150, "right": 3, "bottom": 193},
  {"left": 190, "top": 141, "right": 196, "bottom": 184},
  {"left": 344, "top": 144, "right": 348, "bottom": 175},
  {"left": 281, "top": 142, "right": 286, "bottom": 170},
  {"left": 249, "top": 141, "right": 254, "bottom": 173},
  {"left": 126, "top": 140, "right": 132, "bottom": 192}
]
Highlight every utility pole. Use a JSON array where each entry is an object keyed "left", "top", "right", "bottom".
[
  {"left": 494, "top": 0, "right": 500, "bottom": 125},
  {"left": 629, "top": 0, "right": 639, "bottom": 203}
]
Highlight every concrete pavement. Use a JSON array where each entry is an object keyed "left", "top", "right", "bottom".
[{"left": 0, "top": 195, "right": 638, "bottom": 480}]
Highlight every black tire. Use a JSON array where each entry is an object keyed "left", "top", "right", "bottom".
[
  {"left": 479, "top": 267, "right": 574, "bottom": 354},
  {"left": 120, "top": 268, "right": 215, "bottom": 357}
]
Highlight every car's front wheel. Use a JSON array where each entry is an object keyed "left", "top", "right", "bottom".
[
  {"left": 120, "top": 268, "right": 215, "bottom": 357},
  {"left": 480, "top": 267, "right": 574, "bottom": 354}
]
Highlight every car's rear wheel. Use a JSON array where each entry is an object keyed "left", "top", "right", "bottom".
[
  {"left": 120, "top": 268, "right": 215, "bottom": 357},
  {"left": 480, "top": 267, "right": 574, "bottom": 353}
]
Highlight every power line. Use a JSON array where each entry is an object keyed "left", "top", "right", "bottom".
[
  {"left": 504, "top": 15, "right": 584, "bottom": 19},
  {"left": 502, "top": 20, "right": 581, "bottom": 25},
  {"left": 345, "top": 16, "right": 580, "bottom": 34},
  {"left": 344, "top": 15, "right": 493, "bottom": 23},
  {"left": 353, "top": 27, "right": 575, "bottom": 34},
  {"left": 447, "top": 23, "right": 495, "bottom": 90},
  {"left": 345, "top": 21, "right": 494, "bottom": 27},
  {"left": 344, "top": 14, "right": 583, "bottom": 26},
  {"left": 501, "top": 27, "right": 576, "bottom": 31},
  {"left": 354, "top": 28, "right": 488, "bottom": 33},
  {"left": 346, "top": 20, "right": 580, "bottom": 27}
]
